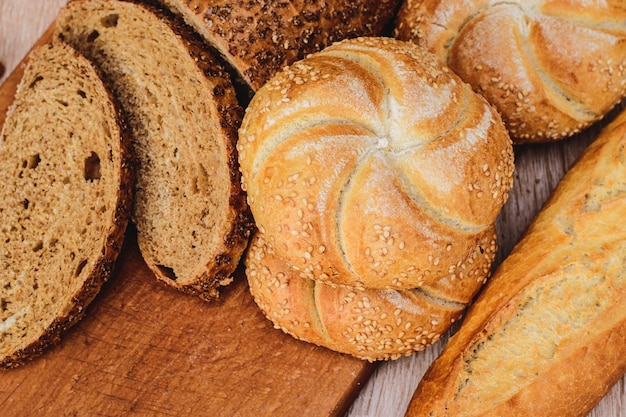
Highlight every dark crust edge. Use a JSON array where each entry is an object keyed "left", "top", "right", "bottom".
[
  {"left": 158, "top": 0, "right": 402, "bottom": 92},
  {"left": 0, "top": 41, "right": 135, "bottom": 369}
]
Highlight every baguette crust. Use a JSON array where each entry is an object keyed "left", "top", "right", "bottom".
[
  {"left": 395, "top": 0, "right": 626, "bottom": 143},
  {"left": 238, "top": 37, "right": 513, "bottom": 290},
  {"left": 0, "top": 42, "right": 133, "bottom": 368},
  {"left": 56, "top": 0, "right": 254, "bottom": 301},
  {"left": 406, "top": 107, "right": 626, "bottom": 416},
  {"left": 157, "top": 0, "right": 402, "bottom": 92}
]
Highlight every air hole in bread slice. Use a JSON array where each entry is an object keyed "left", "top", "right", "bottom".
[
  {"left": 101, "top": 14, "right": 119, "bottom": 28},
  {"left": 75, "top": 259, "right": 88, "bottom": 277},
  {"left": 84, "top": 151, "right": 101, "bottom": 181},
  {"left": 24, "top": 154, "right": 41, "bottom": 169},
  {"left": 77, "top": 89, "right": 87, "bottom": 99},
  {"left": 156, "top": 265, "right": 178, "bottom": 281},
  {"left": 87, "top": 30, "right": 99, "bottom": 43},
  {"left": 192, "top": 163, "right": 209, "bottom": 194},
  {"left": 32, "top": 241, "right": 43, "bottom": 252},
  {"left": 28, "top": 75, "right": 43, "bottom": 89}
]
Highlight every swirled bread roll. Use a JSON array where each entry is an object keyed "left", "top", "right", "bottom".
[
  {"left": 157, "top": 0, "right": 401, "bottom": 92},
  {"left": 406, "top": 106, "right": 626, "bottom": 416},
  {"left": 395, "top": 0, "right": 626, "bottom": 143},
  {"left": 246, "top": 230, "right": 496, "bottom": 361},
  {"left": 238, "top": 37, "right": 514, "bottom": 290}
]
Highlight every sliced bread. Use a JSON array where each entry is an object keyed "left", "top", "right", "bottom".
[
  {"left": 56, "top": 0, "right": 254, "bottom": 300},
  {"left": 0, "top": 42, "right": 133, "bottom": 368}
]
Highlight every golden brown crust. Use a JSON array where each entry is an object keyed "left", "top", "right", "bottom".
[
  {"left": 395, "top": 0, "right": 626, "bottom": 143},
  {"left": 157, "top": 0, "right": 402, "bottom": 91},
  {"left": 406, "top": 107, "right": 626, "bottom": 416},
  {"left": 0, "top": 42, "right": 133, "bottom": 368},
  {"left": 246, "top": 233, "right": 472, "bottom": 361},
  {"left": 238, "top": 37, "right": 513, "bottom": 290}
]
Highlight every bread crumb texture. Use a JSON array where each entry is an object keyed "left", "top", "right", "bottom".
[
  {"left": 0, "top": 43, "right": 131, "bottom": 368},
  {"left": 56, "top": 0, "right": 253, "bottom": 300},
  {"left": 239, "top": 37, "right": 514, "bottom": 360},
  {"left": 396, "top": 0, "right": 626, "bottom": 143}
]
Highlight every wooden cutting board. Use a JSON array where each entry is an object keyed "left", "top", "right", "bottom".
[{"left": 0, "top": 28, "right": 374, "bottom": 417}]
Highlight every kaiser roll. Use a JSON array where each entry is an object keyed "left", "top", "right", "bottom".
[
  {"left": 395, "top": 0, "right": 626, "bottom": 143},
  {"left": 238, "top": 37, "right": 514, "bottom": 291}
]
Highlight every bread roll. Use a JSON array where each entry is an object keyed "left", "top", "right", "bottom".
[
  {"left": 395, "top": 0, "right": 626, "bottom": 143},
  {"left": 238, "top": 37, "right": 514, "bottom": 290},
  {"left": 246, "top": 230, "right": 496, "bottom": 361},
  {"left": 406, "top": 107, "right": 626, "bottom": 416},
  {"left": 0, "top": 42, "right": 133, "bottom": 368},
  {"left": 56, "top": 0, "right": 254, "bottom": 300},
  {"left": 157, "top": 0, "right": 401, "bottom": 92}
]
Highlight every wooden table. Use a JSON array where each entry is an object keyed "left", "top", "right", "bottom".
[{"left": 1, "top": 1, "right": 625, "bottom": 416}]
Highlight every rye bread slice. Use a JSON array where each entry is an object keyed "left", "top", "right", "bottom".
[
  {"left": 56, "top": 0, "right": 254, "bottom": 301},
  {"left": 0, "top": 42, "right": 133, "bottom": 368}
]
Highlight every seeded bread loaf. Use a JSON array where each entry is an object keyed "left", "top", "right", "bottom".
[
  {"left": 395, "top": 0, "right": 626, "bottom": 143},
  {"left": 56, "top": 0, "right": 254, "bottom": 300},
  {"left": 246, "top": 228, "right": 496, "bottom": 361},
  {"left": 0, "top": 42, "right": 133, "bottom": 368},
  {"left": 238, "top": 37, "right": 514, "bottom": 290},
  {"left": 156, "top": 0, "right": 402, "bottom": 92},
  {"left": 406, "top": 107, "right": 626, "bottom": 416}
]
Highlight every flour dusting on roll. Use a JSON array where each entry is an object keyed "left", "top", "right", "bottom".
[
  {"left": 395, "top": 0, "right": 626, "bottom": 143},
  {"left": 238, "top": 37, "right": 514, "bottom": 291}
]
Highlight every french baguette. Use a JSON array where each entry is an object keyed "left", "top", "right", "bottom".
[
  {"left": 395, "top": 0, "right": 626, "bottom": 143},
  {"left": 406, "top": 107, "right": 626, "bottom": 416}
]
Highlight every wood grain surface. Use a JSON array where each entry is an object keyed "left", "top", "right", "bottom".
[{"left": 1, "top": 1, "right": 626, "bottom": 417}]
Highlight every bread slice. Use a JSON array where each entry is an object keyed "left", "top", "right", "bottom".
[
  {"left": 56, "top": 0, "right": 254, "bottom": 300},
  {"left": 157, "top": 0, "right": 402, "bottom": 92},
  {"left": 0, "top": 42, "right": 133, "bottom": 368}
]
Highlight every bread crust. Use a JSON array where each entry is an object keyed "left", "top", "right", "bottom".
[
  {"left": 0, "top": 42, "right": 134, "bottom": 368},
  {"left": 246, "top": 233, "right": 477, "bottom": 361},
  {"left": 395, "top": 0, "right": 626, "bottom": 143},
  {"left": 406, "top": 106, "right": 626, "bottom": 416},
  {"left": 238, "top": 37, "right": 513, "bottom": 290},
  {"left": 157, "top": 0, "right": 402, "bottom": 92}
]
